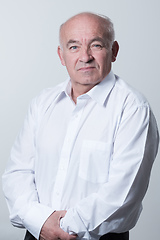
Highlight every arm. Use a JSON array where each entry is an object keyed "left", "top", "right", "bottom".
[
  {"left": 2, "top": 98, "right": 75, "bottom": 240},
  {"left": 2, "top": 99, "right": 53, "bottom": 238},
  {"left": 60, "top": 105, "right": 159, "bottom": 238}
]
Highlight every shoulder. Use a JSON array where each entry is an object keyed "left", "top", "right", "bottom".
[
  {"left": 114, "top": 75, "right": 149, "bottom": 109},
  {"left": 32, "top": 81, "right": 66, "bottom": 106},
  {"left": 28, "top": 81, "right": 67, "bottom": 116},
  {"left": 36, "top": 81, "right": 66, "bottom": 103}
]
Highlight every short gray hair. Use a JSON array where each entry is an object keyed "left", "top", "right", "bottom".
[{"left": 97, "top": 13, "right": 115, "bottom": 48}]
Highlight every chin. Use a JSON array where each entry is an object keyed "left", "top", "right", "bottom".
[{"left": 80, "top": 77, "right": 101, "bottom": 85}]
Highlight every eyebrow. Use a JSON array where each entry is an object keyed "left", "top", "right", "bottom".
[
  {"left": 66, "top": 40, "right": 81, "bottom": 48},
  {"left": 89, "top": 37, "right": 105, "bottom": 44},
  {"left": 66, "top": 37, "right": 106, "bottom": 48}
]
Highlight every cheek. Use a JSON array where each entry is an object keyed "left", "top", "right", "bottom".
[
  {"left": 94, "top": 52, "right": 110, "bottom": 66},
  {"left": 98, "top": 57, "right": 109, "bottom": 69},
  {"left": 99, "top": 57, "right": 112, "bottom": 75},
  {"left": 65, "top": 60, "right": 77, "bottom": 76},
  {"left": 64, "top": 54, "right": 77, "bottom": 68}
]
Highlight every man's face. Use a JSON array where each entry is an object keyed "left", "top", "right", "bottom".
[{"left": 58, "top": 15, "right": 118, "bottom": 90}]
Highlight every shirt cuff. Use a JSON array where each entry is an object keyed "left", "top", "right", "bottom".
[
  {"left": 60, "top": 208, "right": 91, "bottom": 239},
  {"left": 21, "top": 202, "right": 55, "bottom": 239}
]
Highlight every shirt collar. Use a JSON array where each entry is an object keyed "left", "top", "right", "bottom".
[
  {"left": 86, "top": 71, "right": 116, "bottom": 106},
  {"left": 55, "top": 71, "right": 116, "bottom": 106},
  {"left": 53, "top": 79, "right": 71, "bottom": 103}
]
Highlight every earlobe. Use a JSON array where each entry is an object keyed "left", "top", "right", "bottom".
[
  {"left": 57, "top": 46, "right": 66, "bottom": 66},
  {"left": 112, "top": 41, "right": 119, "bottom": 62}
]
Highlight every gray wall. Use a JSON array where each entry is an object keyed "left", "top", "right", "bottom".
[{"left": 0, "top": 0, "right": 160, "bottom": 239}]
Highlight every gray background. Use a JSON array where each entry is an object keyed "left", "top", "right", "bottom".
[{"left": 0, "top": 0, "right": 160, "bottom": 239}]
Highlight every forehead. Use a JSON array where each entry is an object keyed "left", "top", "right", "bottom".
[{"left": 61, "top": 15, "right": 107, "bottom": 44}]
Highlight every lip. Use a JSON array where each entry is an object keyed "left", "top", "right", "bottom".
[{"left": 78, "top": 66, "right": 96, "bottom": 71}]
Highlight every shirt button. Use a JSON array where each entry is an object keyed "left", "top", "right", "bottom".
[
  {"left": 60, "top": 166, "right": 65, "bottom": 171},
  {"left": 56, "top": 191, "right": 60, "bottom": 196}
]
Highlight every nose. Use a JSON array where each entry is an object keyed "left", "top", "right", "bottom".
[{"left": 79, "top": 47, "right": 94, "bottom": 63}]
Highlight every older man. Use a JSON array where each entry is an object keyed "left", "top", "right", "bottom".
[{"left": 2, "top": 12, "right": 159, "bottom": 240}]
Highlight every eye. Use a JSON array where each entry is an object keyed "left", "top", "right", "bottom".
[
  {"left": 70, "top": 46, "right": 77, "bottom": 50},
  {"left": 91, "top": 43, "right": 103, "bottom": 50},
  {"left": 69, "top": 45, "right": 79, "bottom": 52}
]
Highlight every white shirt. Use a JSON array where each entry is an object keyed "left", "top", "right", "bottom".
[{"left": 2, "top": 71, "right": 159, "bottom": 239}]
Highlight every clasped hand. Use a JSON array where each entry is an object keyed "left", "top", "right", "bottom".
[{"left": 39, "top": 210, "right": 77, "bottom": 240}]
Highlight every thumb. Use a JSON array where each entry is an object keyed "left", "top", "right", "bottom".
[
  {"left": 57, "top": 228, "right": 77, "bottom": 240},
  {"left": 59, "top": 210, "right": 67, "bottom": 219}
]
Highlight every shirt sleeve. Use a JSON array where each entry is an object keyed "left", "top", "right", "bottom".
[
  {"left": 2, "top": 98, "right": 54, "bottom": 239},
  {"left": 60, "top": 104, "right": 159, "bottom": 239}
]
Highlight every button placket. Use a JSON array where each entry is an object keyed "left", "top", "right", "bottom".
[{"left": 52, "top": 98, "right": 87, "bottom": 209}]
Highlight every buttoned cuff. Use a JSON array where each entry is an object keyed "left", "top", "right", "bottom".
[
  {"left": 60, "top": 208, "right": 91, "bottom": 239},
  {"left": 21, "top": 203, "right": 55, "bottom": 239}
]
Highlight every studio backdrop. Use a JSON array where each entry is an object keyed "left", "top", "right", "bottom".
[{"left": 0, "top": 1, "right": 160, "bottom": 239}]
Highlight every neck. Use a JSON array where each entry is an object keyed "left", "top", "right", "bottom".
[{"left": 71, "top": 83, "right": 95, "bottom": 104}]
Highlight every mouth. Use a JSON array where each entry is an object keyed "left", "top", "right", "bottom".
[{"left": 78, "top": 66, "right": 96, "bottom": 72}]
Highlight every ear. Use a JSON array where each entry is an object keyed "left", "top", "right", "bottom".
[
  {"left": 111, "top": 41, "right": 119, "bottom": 62},
  {"left": 57, "top": 46, "right": 66, "bottom": 66}
]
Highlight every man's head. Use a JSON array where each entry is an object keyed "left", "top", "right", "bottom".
[{"left": 58, "top": 12, "right": 119, "bottom": 95}]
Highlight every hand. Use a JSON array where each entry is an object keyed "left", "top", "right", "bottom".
[{"left": 39, "top": 210, "right": 77, "bottom": 240}]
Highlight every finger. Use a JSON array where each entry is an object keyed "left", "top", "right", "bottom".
[
  {"left": 57, "top": 228, "right": 75, "bottom": 240},
  {"left": 59, "top": 210, "right": 67, "bottom": 219},
  {"left": 69, "top": 234, "right": 77, "bottom": 240}
]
